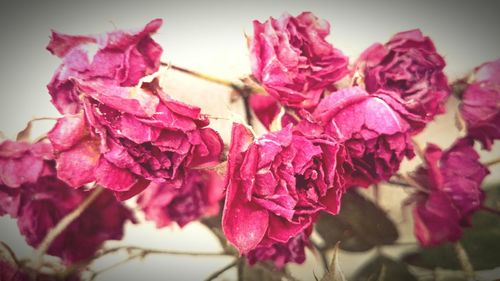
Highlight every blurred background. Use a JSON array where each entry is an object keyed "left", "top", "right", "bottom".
[{"left": 0, "top": 0, "right": 499, "bottom": 280}]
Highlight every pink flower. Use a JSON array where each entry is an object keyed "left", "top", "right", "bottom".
[
  {"left": 0, "top": 140, "right": 53, "bottom": 217},
  {"left": 0, "top": 140, "right": 135, "bottom": 264},
  {"left": 356, "top": 29, "right": 450, "bottom": 132},
  {"left": 0, "top": 260, "right": 29, "bottom": 281},
  {"left": 47, "top": 19, "right": 163, "bottom": 114},
  {"left": 313, "top": 86, "right": 414, "bottom": 187},
  {"left": 250, "top": 12, "right": 349, "bottom": 109},
  {"left": 410, "top": 139, "right": 489, "bottom": 246},
  {"left": 222, "top": 123, "right": 345, "bottom": 254},
  {"left": 48, "top": 79, "right": 223, "bottom": 199},
  {"left": 138, "top": 169, "right": 224, "bottom": 228},
  {"left": 246, "top": 230, "right": 310, "bottom": 268},
  {"left": 459, "top": 58, "right": 500, "bottom": 150}
]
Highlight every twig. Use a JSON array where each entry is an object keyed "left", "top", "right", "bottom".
[
  {"left": 162, "top": 63, "right": 256, "bottom": 126},
  {"left": 480, "top": 205, "right": 500, "bottom": 217},
  {"left": 453, "top": 242, "right": 475, "bottom": 280},
  {"left": 34, "top": 187, "right": 105, "bottom": 269},
  {"left": 204, "top": 260, "right": 238, "bottom": 281},
  {"left": 237, "top": 258, "right": 244, "bottom": 281},
  {"left": 96, "top": 245, "right": 230, "bottom": 259},
  {"left": 89, "top": 252, "right": 144, "bottom": 281},
  {"left": 484, "top": 157, "right": 500, "bottom": 167}
]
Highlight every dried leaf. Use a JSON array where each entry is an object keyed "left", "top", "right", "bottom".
[
  {"left": 353, "top": 255, "right": 417, "bottom": 281},
  {"left": 316, "top": 189, "right": 398, "bottom": 252},
  {"left": 320, "top": 243, "right": 346, "bottom": 281},
  {"left": 16, "top": 120, "right": 33, "bottom": 141}
]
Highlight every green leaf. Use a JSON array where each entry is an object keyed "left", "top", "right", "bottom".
[
  {"left": 320, "top": 243, "right": 347, "bottom": 281},
  {"left": 352, "top": 255, "right": 418, "bottom": 281},
  {"left": 403, "top": 186, "right": 500, "bottom": 270},
  {"left": 315, "top": 189, "right": 399, "bottom": 252}
]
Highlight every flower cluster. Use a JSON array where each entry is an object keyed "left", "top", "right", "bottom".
[{"left": 1, "top": 11, "right": 499, "bottom": 277}]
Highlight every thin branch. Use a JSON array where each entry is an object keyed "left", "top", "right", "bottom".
[
  {"left": 89, "top": 252, "right": 143, "bottom": 281},
  {"left": 162, "top": 63, "right": 259, "bottom": 126},
  {"left": 34, "top": 187, "right": 105, "bottom": 269},
  {"left": 96, "top": 245, "right": 230, "bottom": 259},
  {"left": 453, "top": 242, "right": 475, "bottom": 280},
  {"left": 204, "top": 260, "right": 238, "bottom": 281},
  {"left": 480, "top": 205, "right": 500, "bottom": 217},
  {"left": 164, "top": 63, "right": 239, "bottom": 89},
  {"left": 237, "top": 258, "right": 244, "bottom": 281},
  {"left": 484, "top": 157, "right": 500, "bottom": 167}
]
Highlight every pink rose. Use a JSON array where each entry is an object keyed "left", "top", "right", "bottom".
[
  {"left": 459, "top": 58, "right": 500, "bottom": 150},
  {"left": 356, "top": 29, "right": 450, "bottom": 132},
  {"left": 0, "top": 140, "right": 53, "bottom": 217},
  {"left": 246, "top": 230, "right": 309, "bottom": 268},
  {"left": 47, "top": 19, "right": 163, "bottom": 114},
  {"left": 138, "top": 169, "right": 224, "bottom": 228},
  {"left": 0, "top": 140, "right": 135, "bottom": 264},
  {"left": 0, "top": 260, "right": 30, "bottom": 281},
  {"left": 410, "top": 139, "right": 489, "bottom": 246},
  {"left": 250, "top": 12, "right": 349, "bottom": 109},
  {"left": 48, "top": 79, "right": 223, "bottom": 199},
  {"left": 222, "top": 123, "right": 345, "bottom": 254},
  {"left": 313, "top": 86, "right": 414, "bottom": 187}
]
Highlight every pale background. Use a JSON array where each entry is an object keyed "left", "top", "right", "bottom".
[{"left": 0, "top": 1, "right": 499, "bottom": 280}]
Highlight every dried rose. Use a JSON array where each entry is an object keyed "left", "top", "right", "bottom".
[
  {"left": 410, "top": 139, "right": 489, "bottom": 246},
  {"left": 459, "top": 58, "right": 500, "bottom": 150},
  {"left": 222, "top": 123, "right": 345, "bottom": 254},
  {"left": 356, "top": 29, "right": 450, "bottom": 132},
  {"left": 48, "top": 79, "right": 223, "bottom": 198},
  {"left": 0, "top": 140, "right": 135, "bottom": 264},
  {"left": 47, "top": 19, "right": 163, "bottom": 114},
  {"left": 313, "top": 86, "right": 414, "bottom": 187},
  {"left": 250, "top": 12, "right": 348, "bottom": 109},
  {"left": 246, "top": 230, "right": 309, "bottom": 268},
  {"left": 138, "top": 169, "right": 224, "bottom": 228}
]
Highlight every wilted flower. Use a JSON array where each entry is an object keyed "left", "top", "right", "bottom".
[
  {"left": 222, "top": 123, "right": 345, "bottom": 254},
  {"left": 138, "top": 169, "right": 224, "bottom": 228},
  {"left": 47, "top": 19, "right": 163, "bottom": 114},
  {"left": 250, "top": 12, "right": 348, "bottom": 109},
  {"left": 0, "top": 140, "right": 135, "bottom": 264},
  {"left": 246, "top": 230, "right": 309, "bottom": 268},
  {"left": 313, "top": 86, "right": 414, "bottom": 187},
  {"left": 459, "top": 58, "right": 500, "bottom": 150},
  {"left": 355, "top": 29, "right": 450, "bottom": 132},
  {"left": 410, "top": 139, "right": 489, "bottom": 246},
  {"left": 46, "top": 19, "right": 224, "bottom": 198}
]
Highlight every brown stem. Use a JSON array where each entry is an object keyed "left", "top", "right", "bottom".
[
  {"left": 34, "top": 187, "right": 104, "bottom": 270},
  {"left": 96, "top": 245, "right": 230, "bottom": 259},
  {"left": 237, "top": 258, "right": 244, "bottom": 281},
  {"left": 453, "top": 242, "right": 475, "bottom": 280},
  {"left": 484, "top": 157, "right": 500, "bottom": 167},
  {"left": 205, "top": 260, "right": 238, "bottom": 281},
  {"left": 481, "top": 205, "right": 500, "bottom": 217},
  {"left": 162, "top": 63, "right": 256, "bottom": 126}
]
